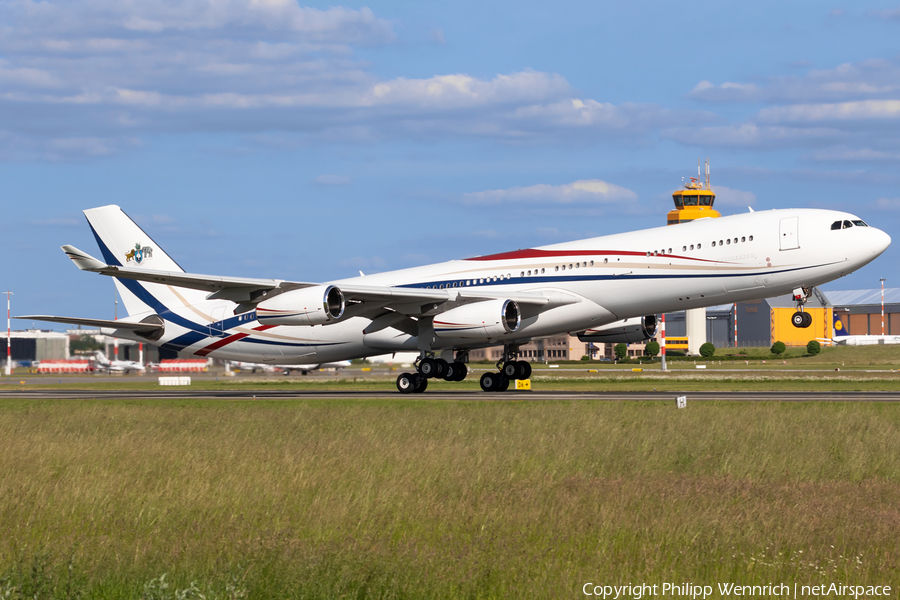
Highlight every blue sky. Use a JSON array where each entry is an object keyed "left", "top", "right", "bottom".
[{"left": 2, "top": 0, "right": 900, "bottom": 322}]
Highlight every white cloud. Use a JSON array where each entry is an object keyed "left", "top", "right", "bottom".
[
  {"left": 689, "top": 59, "right": 900, "bottom": 104},
  {"left": 462, "top": 179, "right": 638, "bottom": 205},
  {"left": 758, "top": 99, "right": 900, "bottom": 123},
  {"left": 874, "top": 197, "right": 900, "bottom": 211},
  {"left": 663, "top": 124, "right": 839, "bottom": 148},
  {"left": 712, "top": 186, "right": 756, "bottom": 207},
  {"left": 0, "top": 2, "right": 710, "bottom": 159},
  {"left": 807, "top": 147, "right": 900, "bottom": 162}
]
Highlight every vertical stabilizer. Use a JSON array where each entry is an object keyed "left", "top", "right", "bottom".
[
  {"left": 833, "top": 312, "right": 849, "bottom": 337},
  {"left": 83, "top": 205, "right": 184, "bottom": 272},
  {"left": 83, "top": 205, "right": 207, "bottom": 315}
]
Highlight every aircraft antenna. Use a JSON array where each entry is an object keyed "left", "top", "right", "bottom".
[{"left": 3, "top": 291, "right": 12, "bottom": 376}]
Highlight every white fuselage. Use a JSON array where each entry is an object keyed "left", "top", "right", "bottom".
[{"left": 105, "top": 208, "right": 889, "bottom": 364}]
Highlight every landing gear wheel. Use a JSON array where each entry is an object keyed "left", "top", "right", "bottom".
[
  {"left": 442, "top": 362, "right": 457, "bottom": 381},
  {"left": 419, "top": 358, "right": 438, "bottom": 378},
  {"left": 397, "top": 372, "right": 416, "bottom": 394},
  {"left": 452, "top": 362, "right": 468, "bottom": 381},
  {"left": 497, "top": 376, "right": 510, "bottom": 392},
  {"left": 791, "top": 312, "right": 812, "bottom": 328},
  {"left": 516, "top": 361, "right": 532, "bottom": 379},
  {"left": 413, "top": 374, "right": 428, "bottom": 393},
  {"left": 434, "top": 358, "right": 448, "bottom": 378},
  {"left": 480, "top": 372, "right": 500, "bottom": 392},
  {"left": 502, "top": 361, "right": 518, "bottom": 378}
]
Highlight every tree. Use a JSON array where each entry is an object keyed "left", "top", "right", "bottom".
[
  {"left": 614, "top": 343, "right": 628, "bottom": 361},
  {"left": 771, "top": 341, "right": 786, "bottom": 356},
  {"left": 644, "top": 341, "right": 660, "bottom": 357},
  {"left": 699, "top": 342, "right": 716, "bottom": 358},
  {"left": 807, "top": 340, "right": 822, "bottom": 355}
]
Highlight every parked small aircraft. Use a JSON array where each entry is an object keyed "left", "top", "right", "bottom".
[{"left": 91, "top": 350, "right": 145, "bottom": 374}]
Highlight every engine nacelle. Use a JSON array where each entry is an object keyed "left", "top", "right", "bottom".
[
  {"left": 255, "top": 285, "right": 345, "bottom": 326},
  {"left": 434, "top": 299, "right": 521, "bottom": 340},
  {"left": 577, "top": 315, "right": 658, "bottom": 344}
]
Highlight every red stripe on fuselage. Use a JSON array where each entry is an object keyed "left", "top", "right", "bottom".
[
  {"left": 463, "top": 248, "right": 721, "bottom": 263},
  {"left": 195, "top": 324, "right": 277, "bottom": 357}
]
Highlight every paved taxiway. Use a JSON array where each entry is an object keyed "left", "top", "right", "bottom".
[{"left": 2, "top": 389, "right": 900, "bottom": 402}]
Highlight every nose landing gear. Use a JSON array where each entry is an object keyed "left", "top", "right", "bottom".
[{"left": 791, "top": 287, "right": 813, "bottom": 328}]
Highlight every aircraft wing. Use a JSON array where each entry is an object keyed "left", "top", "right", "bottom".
[
  {"left": 15, "top": 315, "right": 165, "bottom": 333},
  {"left": 60, "top": 246, "right": 579, "bottom": 318}
]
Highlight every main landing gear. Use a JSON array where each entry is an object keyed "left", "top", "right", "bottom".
[
  {"left": 791, "top": 286, "right": 813, "bottom": 328},
  {"left": 396, "top": 352, "right": 469, "bottom": 394},
  {"left": 479, "top": 345, "right": 531, "bottom": 392}
]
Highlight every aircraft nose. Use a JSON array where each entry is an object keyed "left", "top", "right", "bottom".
[{"left": 871, "top": 227, "right": 892, "bottom": 256}]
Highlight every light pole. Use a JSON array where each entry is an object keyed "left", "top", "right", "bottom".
[
  {"left": 880, "top": 278, "right": 886, "bottom": 336},
  {"left": 3, "top": 291, "right": 12, "bottom": 376}
]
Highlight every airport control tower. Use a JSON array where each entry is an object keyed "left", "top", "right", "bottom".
[{"left": 668, "top": 160, "right": 721, "bottom": 355}]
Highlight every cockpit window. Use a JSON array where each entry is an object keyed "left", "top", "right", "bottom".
[
  {"left": 843, "top": 220, "right": 853, "bottom": 229},
  {"left": 831, "top": 221, "right": 842, "bottom": 230},
  {"left": 852, "top": 220, "right": 868, "bottom": 227}
]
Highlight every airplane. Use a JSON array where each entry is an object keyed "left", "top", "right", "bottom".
[
  {"left": 824, "top": 312, "right": 900, "bottom": 346},
  {"left": 228, "top": 360, "right": 351, "bottom": 375},
  {"left": 19, "top": 205, "right": 890, "bottom": 393},
  {"left": 91, "top": 350, "right": 146, "bottom": 374}
]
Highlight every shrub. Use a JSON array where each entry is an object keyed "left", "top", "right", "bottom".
[
  {"left": 644, "top": 341, "right": 660, "bottom": 357},
  {"left": 699, "top": 342, "right": 716, "bottom": 358},
  {"left": 771, "top": 341, "right": 786, "bottom": 356},
  {"left": 614, "top": 343, "right": 627, "bottom": 360},
  {"left": 807, "top": 340, "right": 821, "bottom": 355}
]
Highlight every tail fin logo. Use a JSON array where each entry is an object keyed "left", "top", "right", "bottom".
[
  {"left": 833, "top": 312, "right": 848, "bottom": 336},
  {"left": 125, "top": 243, "right": 153, "bottom": 265}
]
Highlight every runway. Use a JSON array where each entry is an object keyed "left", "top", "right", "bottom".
[{"left": 2, "top": 389, "right": 900, "bottom": 402}]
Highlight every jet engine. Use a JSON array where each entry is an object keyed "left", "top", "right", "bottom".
[
  {"left": 577, "top": 315, "right": 658, "bottom": 343},
  {"left": 255, "top": 285, "right": 345, "bottom": 326},
  {"left": 434, "top": 299, "right": 520, "bottom": 340}
]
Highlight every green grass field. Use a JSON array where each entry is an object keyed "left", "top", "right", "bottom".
[{"left": 1, "top": 396, "right": 899, "bottom": 598}]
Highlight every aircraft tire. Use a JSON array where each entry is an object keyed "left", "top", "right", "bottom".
[
  {"left": 791, "top": 312, "right": 805, "bottom": 328},
  {"left": 419, "top": 358, "right": 438, "bottom": 378},
  {"left": 502, "top": 361, "right": 518, "bottom": 378},
  {"left": 480, "top": 372, "right": 499, "bottom": 392},
  {"left": 452, "top": 362, "right": 468, "bottom": 381},
  {"left": 497, "top": 376, "right": 510, "bottom": 392},
  {"left": 413, "top": 374, "right": 428, "bottom": 393},
  {"left": 516, "top": 361, "right": 532, "bottom": 379},
  {"left": 397, "top": 372, "right": 416, "bottom": 394},
  {"left": 434, "top": 358, "right": 449, "bottom": 378},
  {"left": 802, "top": 312, "right": 813, "bottom": 328}
]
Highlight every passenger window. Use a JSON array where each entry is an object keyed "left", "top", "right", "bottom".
[
  {"left": 831, "top": 221, "right": 842, "bottom": 230},
  {"left": 697, "top": 243, "right": 701, "bottom": 249},
  {"left": 741, "top": 236, "right": 745, "bottom": 242},
  {"left": 712, "top": 241, "right": 716, "bottom": 247},
  {"left": 682, "top": 246, "right": 686, "bottom": 252},
  {"left": 843, "top": 220, "right": 853, "bottom": 229},
  {"left": 726, "top": 239, "right": 731, "bottom": 245},
  {"left": 749, "top": 235, "right": 753, "bottom": 241},
  {"left": 690, "top": 244, "right": 694, "bottom": 250}
]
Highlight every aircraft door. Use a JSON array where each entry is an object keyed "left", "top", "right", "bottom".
[
  {"left": 209, "top": 306, "right": 227, "bottom": 337},
  {"left": 779, "top": 217, "right": 799, "bottom": 251}
]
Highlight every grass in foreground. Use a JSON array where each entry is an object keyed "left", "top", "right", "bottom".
[{"left": 1, "top": 398, "right": 899, "bottom": 598}]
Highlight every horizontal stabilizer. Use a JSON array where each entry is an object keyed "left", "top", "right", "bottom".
[
  {"left": 15, "top": 315, "right": 164, "bottom": 333},
  {"left": 60, "top": 245, "right": 316, "bottom": 303}
]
